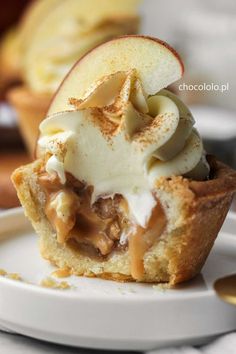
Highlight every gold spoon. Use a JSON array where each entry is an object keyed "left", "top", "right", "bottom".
[{"left": 214, "top": 274, "right": 236, "bottom": 305}]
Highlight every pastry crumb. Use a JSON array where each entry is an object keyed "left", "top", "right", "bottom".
[
  {"left": 40, "top": 277, "right": 71, "bottom": 290},
  {"left": 0, "top": 269, "right": 7, "bottom": 276},
  {"left": 51, "top": 268, "right": 71, "bottom": 278},
  {"left": 8, "top": 273, "right": 22, "bottom": 281},
  {"left": 0, "top": 269, "right": 22, "bottom": 281}
]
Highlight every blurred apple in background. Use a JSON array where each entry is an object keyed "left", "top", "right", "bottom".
[
  {"left": 0, "top": 0, "right": 32, "bottom": 208},
  {"left": 0, "top": 0, "right": 32, "bottom": 150}
]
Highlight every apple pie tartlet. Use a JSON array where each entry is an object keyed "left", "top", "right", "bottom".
[
  {"left": 4, "top": 0, "right": 140, "bottom": 154},
  {"left": 12, "top": 36, "right": 236, "bottom": 284}
]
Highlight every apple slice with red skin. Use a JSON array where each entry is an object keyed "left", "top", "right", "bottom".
[{"left": 48, "top": 35, "right": 184, "bottom": 115}]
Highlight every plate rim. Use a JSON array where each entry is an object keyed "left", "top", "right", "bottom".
[{"left": 1, "top": 208, "right": 236, "bottom": 350}]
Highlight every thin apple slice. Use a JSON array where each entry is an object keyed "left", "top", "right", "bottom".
[
  {"left": 48, "top": 35, "right": 184, "bottom": 115},
  {"left": 75, "top": 71, "right": 127, "bottom": 109},
  {"left": 129, "top": 78, "right": 149, "bottom": 113}
]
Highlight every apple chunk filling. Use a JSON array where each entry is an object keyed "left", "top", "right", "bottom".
[
  {"left": 38, "top": 170, "right": 131, "bottom": 256},
  {"left": 38, "top": 168, "right": 167, "bottom": 280}
]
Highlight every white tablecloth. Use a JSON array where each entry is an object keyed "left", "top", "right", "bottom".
[
  {"left": 147, "top": 333, "right": 236, "bottom": 354},
  {"left": 1, "top": 331, "right": 236, "bottom": 354}
]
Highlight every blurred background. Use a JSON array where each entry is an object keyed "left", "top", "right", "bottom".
[{"left": 0, "top": 0, "right": 236, "bottom": 209}]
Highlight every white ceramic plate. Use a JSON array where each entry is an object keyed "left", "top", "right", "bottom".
[{"left": 0, "top": 208, "right": 236, "bottom": 351}]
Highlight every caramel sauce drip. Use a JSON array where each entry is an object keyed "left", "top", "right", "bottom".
[
  {"left": 38, "top": 171, "right": 126, "bottom": 256},
  {"left": 45, "top": 189, "right": 80, "bottom": 243},
  {"left": 39, "top": 172, "right": 80, "bottom": 243},
  {"left": 129, "top": 202, "right": 167, "bottom": 281}
]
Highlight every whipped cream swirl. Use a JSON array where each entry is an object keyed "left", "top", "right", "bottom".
[{"left": 38, "top": 70, "right": 209, "bottom": 227}]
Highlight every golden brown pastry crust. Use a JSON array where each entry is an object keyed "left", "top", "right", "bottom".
[
  {"left": 7, "top": 86, "right": 51, "bottom": 155},
  {"left": 12, "top": 157, "right": 236, "bottom": 284}
]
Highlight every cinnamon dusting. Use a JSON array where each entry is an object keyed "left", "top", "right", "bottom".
[
  {"left": 134, "top": 114, "right": 166, "bottom": 148},
  {"left": 69, "top": 97, "right": 83, "bottom": 108},
  {"left": 90, "top": 107, "right": 119, "bottom": 139}
]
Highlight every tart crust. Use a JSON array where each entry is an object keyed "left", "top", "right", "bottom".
[
  {"left": 7, "top": 86, "right": 51, "bottom": 155},
  {"left": 12, "top": 157, "right": 236, "bottom": 284}
]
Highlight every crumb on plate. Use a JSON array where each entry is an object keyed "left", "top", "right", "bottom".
[
  {"left": 0, "top": 269, "right": 7, "bottom": 276},
  {"left": 51, "top": 268, "right": 71, "bottom": 278},
  {"left": 40, "top": 277, "right": 71, "bottom": 290},
  {"left": 0, "top": 268, "right": 22, "bottom": 281}
]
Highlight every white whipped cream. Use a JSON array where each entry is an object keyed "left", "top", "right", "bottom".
[
  {"left": 123, "top": 191, "right": 156, "bottom": 228},
  {"left": 50, "top": 191, "right": 71, "bottom": 223},
  {"left": 46, "top": 155, "right": 66, "bottom": 184},
  {"left": 38, "top": 70, "right": 209, "bottom": 227}
]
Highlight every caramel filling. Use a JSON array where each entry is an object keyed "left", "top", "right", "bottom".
[
  {"left": 45, "top": 189, "right": 80, "bottom": 243},
  {"left": 39, "top": 171, "right": 129, "bottom": 257},
  {"left": 129, "top": 202, "right": 167, "bottom": 280},
  {"left": 38, "top": 169, "right": 167, "bottom": 280}
]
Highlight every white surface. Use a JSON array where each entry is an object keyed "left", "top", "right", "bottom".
[
  {"left": 141, "top": 1, "right": 236, "bottom": 111},
  {"left": 0, "top": 208, "right": 236, "bottom": 351},
  {"left": 0, "top": 103, "right": 17, "bottom": 127},
  {"left": 149, "top": 333, "right": 236, "bottom": 354},
  {"left": 0, "top": 331, "right": 112, "bottom": 354},
  {"left": 190, "top": 105, "right": 236, "bottom": 140}
]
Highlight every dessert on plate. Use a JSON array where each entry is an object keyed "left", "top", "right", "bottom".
[
  {"left": 12, "top": 36, "right": 236, "bottom": 284},
  {"left": 1, "top": 0, "right": 140, "bottom": 154}
]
